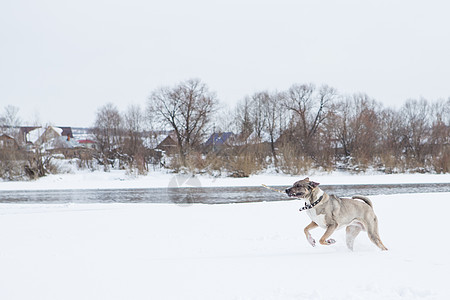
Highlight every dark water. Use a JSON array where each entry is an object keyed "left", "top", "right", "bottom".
[{"left": 0, "top": 183, "right": 449, "bottom": 204}]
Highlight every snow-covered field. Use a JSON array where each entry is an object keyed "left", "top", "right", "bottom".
[
  {"left": 0, "top": 192, "right": 449, "bottom": 299},
  {"left": 1, "top": 169, "right": 450, "bottom": 190}
]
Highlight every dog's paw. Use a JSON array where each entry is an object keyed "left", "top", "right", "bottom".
[
  {"left": 326, "top": 239, "right": 336, "bottom": 245},
  {"left": 307, "top": 236, "right": 316, "bottom": 247}
]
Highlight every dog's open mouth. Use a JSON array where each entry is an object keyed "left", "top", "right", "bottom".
[{"left": 287, "top": 192, "right": 304, "bottom": 198}]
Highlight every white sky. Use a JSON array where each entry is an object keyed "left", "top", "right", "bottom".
[{"left": 1, "top": 0, "right": 450, "bottom": 127}]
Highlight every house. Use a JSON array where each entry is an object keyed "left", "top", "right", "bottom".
[
  {"left": 35, "top": 126, "right": 63, "bottom": 145},
  {"left": 21, "top": 126, "right": 74, "bottom": 145},
  {"left": 22, "top": 126, "right": 77, "bottom": 152},
  {"left": 156, "top": 135, "right": 178, "bottom": 153},
  {"left": 155, "top": 131, "right": 180, "bottom": 153},
  {"left": 143, "top": 131, "right": 169, "bottom": 149},
  {"left": 59, "top": 127, "right": 74, "bottom": 140},
  {"left": 0, "top": 134, "right": 19, "bottom": 150},
  {"left": 19, "top": 126, "right": 41, "bottom": 145},
  {"left": 78, "top": 139, "right": 97, "bottom": 150},
  {"left": 204, "top": 132, "right": 234, "bottom": 150}
]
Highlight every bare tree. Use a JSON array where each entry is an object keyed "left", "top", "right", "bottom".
[
  {"left": 429, "top": 99, "right": 450, "bottom": 173},
  {"left": 93, "top": 103, "right": 123, "bottom": 169},
  {"left": 330, "top": 94, "right": 381, "bottom": 168},
  {"left": 378, "top": 107, "right": 405, "bottom": 172},
  {"left": 0, "top": 105, "right": 22, "bottom": 139},
  {"left": 355, "top": 95, "right": 380, "bottom": 164},
  {"left": 400, "top": 99, "right": 431, "bottom": 167},
  {"left": 249, "top": 92, "right": 269, "bottom": 141},
  {"left": 284, "top": 83, "right": 314, "bottom": 142},
  {"left": 331, "top": 98, "right": 352, "bottom": 158},
  {"left": 147, "top": 79, "right": 218, "bottom": 165},
  {"left": 214, "top": 105, "right": 235, "bottom": 133},
  {"left": 0, "top": 106, "right": 23, "bottom": 180},
  {"left": 123, "top": 104, "right": 147, "bottom": 173},
  {"left": 262, "top": 91, "right": 285, "bottom": 166},
  {"left": 283, "top": 83, "right": 336, "bottom": 157},
  {"left": 124, "top": 104, "right": 145, "bottom": 152},
  {"left": 233, "top": 97, "right": 253, "bottom": 142}
]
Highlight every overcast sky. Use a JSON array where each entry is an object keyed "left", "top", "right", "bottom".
[{"left": 1, "top": 0, "right": 449, "bottom": 127}]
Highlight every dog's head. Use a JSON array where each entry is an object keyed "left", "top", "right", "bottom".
[{"left": 285, "top": 177, "right": 320, "bottom": 198}]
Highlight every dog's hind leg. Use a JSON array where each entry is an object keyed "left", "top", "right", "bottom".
[
  {"left": 367, "top": 218, "right": 388, "bottom": 251},
  {"left": 346, "top": 224, "right": 362, "bottom": 251},
  {"left": 368, "top": 232, "right": 388, "bottom": 251},
  {"left": 319, "top": 224, "right": 338, "bottom": 245},
  {"left": 304, "top": 222, "right": 318, "bottom": 247}
]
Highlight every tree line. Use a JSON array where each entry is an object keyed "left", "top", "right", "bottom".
[
  {"left": 93, "top": 78, "right": 449, "bottom": 176},
  {"left": 1, "top": 78, "right": 449, "bottom": 180}
]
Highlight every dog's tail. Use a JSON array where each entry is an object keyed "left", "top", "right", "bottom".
[{"left": 352, "top": 195, "right": 373, "bottom": 207}]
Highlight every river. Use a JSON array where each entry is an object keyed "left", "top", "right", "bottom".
[{"left": 0, "top": 183, "right": 449, "bottom": 204}]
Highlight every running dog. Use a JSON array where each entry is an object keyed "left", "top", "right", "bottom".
[{"left": 285, "top": 177, "right": 388, "bottom": 251}]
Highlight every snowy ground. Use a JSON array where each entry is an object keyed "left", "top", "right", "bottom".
[
  {"left": 0, "top": 192, "right": 449, "bottom": 299},
  {"left": 1, "top": 168, "right": 450, "bottom": 191}
]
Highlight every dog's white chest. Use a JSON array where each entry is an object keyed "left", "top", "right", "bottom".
[
  {"left": 304, "top": 190, "right": 327, "bottom": 228},
  {"left": 306, "top": 208, "right": 327, "bottom": 228}
]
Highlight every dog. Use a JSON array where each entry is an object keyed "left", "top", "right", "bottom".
[{"left": 285, "top": 177, "right": 388, "bottom": 251}]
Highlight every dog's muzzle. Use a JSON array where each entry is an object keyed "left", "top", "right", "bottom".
[{"left": 286, "top": 189, "right": 303, "bottom": 197}]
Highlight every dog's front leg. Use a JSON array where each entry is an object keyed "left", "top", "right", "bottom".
[
  {"left": 319, "top": 224, "right": 338, "bottom": 245},
  {"left": 304, "top": 222, "right": 318, "bottom": 247}
]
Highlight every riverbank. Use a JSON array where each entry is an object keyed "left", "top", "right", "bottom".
[
  {"left": 1, "top": 169, "right": 450, "bottom": 191},
  {"left": 0, "top": 192, "right": 448, "bottom": 299}
]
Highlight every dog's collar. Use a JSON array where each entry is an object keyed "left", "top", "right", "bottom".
[{"left": 299, "top": 194, "right": 324, "bottom": 211}]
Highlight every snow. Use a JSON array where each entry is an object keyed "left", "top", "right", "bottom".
[
  {"left": 0, "top": 192, "right": 449, "bottom": 299},
  {"left": 1, "top": 168, "right": 449, "bottom": 191},
  {"left": 51, "top": 126, "right": 63, "bottom": 136},
  {"left": 26, "top": 127, "right": 44, "bottom": 144}
]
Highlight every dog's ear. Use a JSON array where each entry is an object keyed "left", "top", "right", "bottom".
[{"left": 309, "top": 181, "right": 320, "bottom": 188}]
